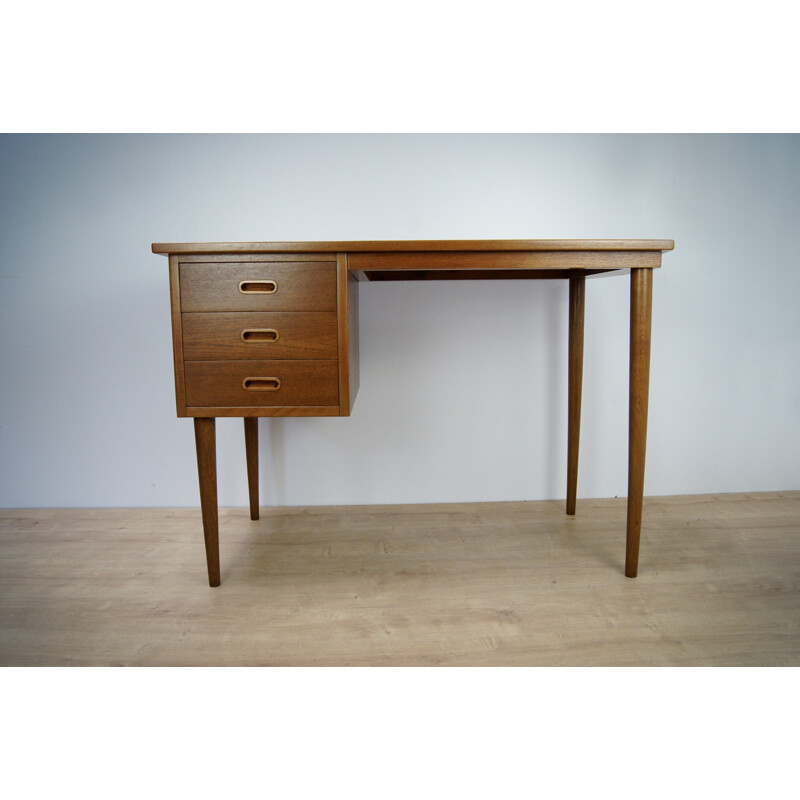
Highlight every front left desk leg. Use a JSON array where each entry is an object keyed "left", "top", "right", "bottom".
[
  {"left": 194, "top": 417, "right": 221, "bottom": 587},
  {"left": 625, "top": 268, "right": 653, "bottom": 578},
  {"left": 566, "top": 276, "right": 585, "bottom": 515}
]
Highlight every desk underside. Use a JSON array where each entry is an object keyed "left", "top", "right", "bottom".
[
  {"left": 347, "top": 249, "right": 661, "bottom": 280},
  {"left": 360, "top": 269, "right": 620, "bottom": 280}
]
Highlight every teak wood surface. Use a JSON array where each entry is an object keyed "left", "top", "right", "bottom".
[
  {"left": 152, "top": 239, "right": 674, "bottom": 254},
  {"left": 182, "top": 311, "right": 339, "bottom": 360},
  {"left": 154, "top": 240, "right": 675, "bottom": 585}
]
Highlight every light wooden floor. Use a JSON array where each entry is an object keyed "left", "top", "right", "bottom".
[{"left": 1, "top": 492, "right": 798, "bottom": 666}]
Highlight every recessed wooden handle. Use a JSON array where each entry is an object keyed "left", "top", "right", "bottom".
[
  {"left": 242, "top": 377, "right": 281, "bottom": 392},
  {"left": 240, "top": 328, "right": 279, "bottom": 343},
  {"left": 239, "top": 280, "right": 278, "bottom": 294}
]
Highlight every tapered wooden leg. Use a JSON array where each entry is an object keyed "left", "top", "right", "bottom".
[
  {"left": 194, "top": 417, "right": 221, "bottom": 587},
  {"left": 244, "top": 417, "right": 259, "bottom": 520},
  {"left": 626, "top": 268, "right": 653, "bottom": 578},
  {"left": 566, "top": 276, "right": 585, "bottom": 515}
]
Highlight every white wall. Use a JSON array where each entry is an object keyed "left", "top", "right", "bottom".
[{"left": 1, "top": 134, "right": 798, "bottom": 508}]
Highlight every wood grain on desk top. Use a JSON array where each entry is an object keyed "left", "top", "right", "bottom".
[{"left": 152, "top": 239, "right": 675, "bottom": 254}]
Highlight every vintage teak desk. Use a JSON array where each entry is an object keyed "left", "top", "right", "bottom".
[{"left": 153, "top": 239, "right": 674, "bottom": 586}]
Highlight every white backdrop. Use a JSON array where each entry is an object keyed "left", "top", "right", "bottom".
[{"left": 1, "top": 134, "right": 798, "bottom": 508}]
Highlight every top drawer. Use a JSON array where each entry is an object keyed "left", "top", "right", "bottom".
[{"left": 180, "top": 261, "right": 337, "bottom": 312}]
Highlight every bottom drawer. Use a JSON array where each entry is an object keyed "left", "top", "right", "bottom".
[{"left": 184, "top": 360, "right": 339, "bottom": 407}]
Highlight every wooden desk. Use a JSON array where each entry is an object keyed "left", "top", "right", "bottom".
[{"left": 152, "top": 239, "right": 675, "bottom": 586}]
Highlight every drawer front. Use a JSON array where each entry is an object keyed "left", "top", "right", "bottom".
[
  {"left": 184, "top": 360, "right": 339, "bottom": 407},
  {"left": 182, "top": 312, "right": 338, "bottom": 360},
  {"left": 180, "top": 262, "right": 337, "bottom": 312}
]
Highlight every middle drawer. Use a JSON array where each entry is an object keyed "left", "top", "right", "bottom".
[{"left": 182, "top": 312, "right": 338, "bottom": 360}]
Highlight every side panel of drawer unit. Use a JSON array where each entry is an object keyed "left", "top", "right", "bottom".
[
  {"left": 179, "top": 262, "right": 337, "bottom": 311},
  {"left": 182, "top": 311, "right": 338, "bottom": 360},
  {"left": 184, "top": 359, "right": 339, "bottom": 408}
]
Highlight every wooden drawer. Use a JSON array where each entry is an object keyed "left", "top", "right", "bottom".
[
  {"left": 182, "top": 312, "right": 338, "bottom": 360},
  {"left": 180, "top": 262, "right": 337, "bottom": 312},
  {"left": 184, "top": 360, "right": 339, "bottom": 407}
]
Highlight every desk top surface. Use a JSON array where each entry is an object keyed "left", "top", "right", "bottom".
[{"left": 153, "top": 239, "right": 675, "bottom": 255}]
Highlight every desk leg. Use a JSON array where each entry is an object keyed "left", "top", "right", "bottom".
[
  {"left": 626, "top": 268, "right": 653, "bottom": 578},
  {"left": 244, "top": 417, "right": 259, "bottom": 520},
  {"left": 566, "top": 276, "right": 585, "bottom": 515},
  {"left": 194, "top": 417, "right": 221, "bottom": 587}
]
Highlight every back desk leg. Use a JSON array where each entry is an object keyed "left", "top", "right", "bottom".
[
  {"left": 244, "top": 417, "right": 260, "bottom": 520},
  {"left": 194, "top": 417, "right": 221, "bottom": 587}
]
